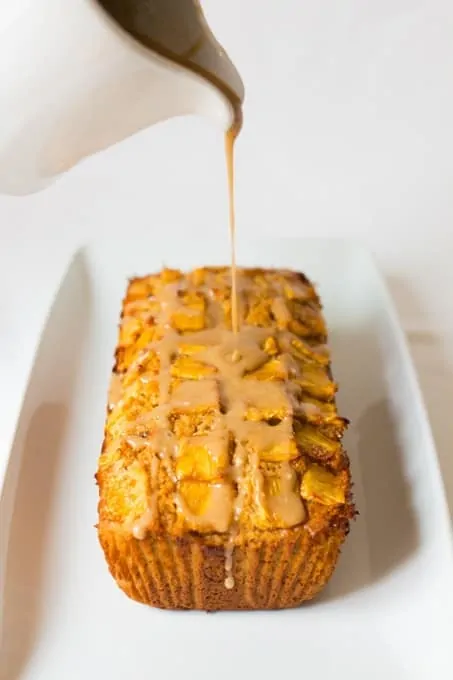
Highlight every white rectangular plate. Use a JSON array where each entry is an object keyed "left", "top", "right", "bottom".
[{"left": 1, "top": 237, "right": 452, "bottom": 680}]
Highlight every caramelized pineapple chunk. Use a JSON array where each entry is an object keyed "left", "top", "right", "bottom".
[
  {"left": 296, "top": 423, "right": 340, "bottom": 452},
  {"left": 289, "top": 317, "right": 326, "bottom": 340},
  {"left": 253, "top": 464, "right": 305, "bottom": 529},
  {"left": 171, "top": 412, "right": 219, "bottom": 438},
  {"left": 127, "top": 278, "right": 153, "bottom": 301},
  {"left": 297, "top": 364, "right": 337, "bottom": 400},
  {"left": 160, "top": 268, "right": 182, "bottom": 284},
  {"left": 170, "top": 379, "right": 219, "bottom": 413},
  {"left": 295, "top": 423, "right": 342, "bottom": 467},
  {"left": 118, "top": 316, "right": 142, "bottom": 346},
  {"left": 289, "top": 300, "right": 326, "bottom": 338},
  {"left": 297, "top": 399, "right": 347, "bottom": 437},
  {"left": 172, "top": 308, "right": 205, "bottom": 332},
  {"left": 170, "top": 290, "right": 206, "bottom": 331},
  {"left": 288, "top": 320, "right": 312, "bottom": 338},
  {"left": 134, "top": 326, "right": 159, "bottom": 351},
  {"left": 117, "top": 347, "right": 155, "bottom": 375},
  {"left": 258, "top": 438, "right": 299, "bottom": 462},
  {"left": 245, "top": 298, "right": 273, "bottom": 327},
  {"left": 245, "top": 406, "right": 289, "bottom": 422},
  {"left": 177, "top": 481, "right": 233, "bottom": 532},
  {"left": 265, "top": 469, "right": 305, "bottom": 528},
  {"left": 252, "top": 272, "right": 271, "bottom": 289},
  {"left": 286, "top": 335, "right": 330, "bottom": 366},
  {"left": 263, "top": 336, "right": 279, "bottom": 356},
  {"left": 283, "top": 280, "right": 314, "bottom": 302},
  {"left": 189, "top": 268, "right": 206, "bottom": 286},
  {"left": 181, "top": 290, "right": 205, "bottom": 311},
  {"left": 299, "top": 397, "right": 338, "bottom": 421},
  {"left": 121, "top": 348, "right": 160, "bottom": 386},
  {"left": 123, "top": 297, "right": 159, "bottom": 319},
  {"left": 175, "top": 435, "right": 230, "bottom": 481},
  {"left": 239, "top": 420, "right": 299, "bottom": 463},
  {"left": 239, "top": 380, "right": 292, "bottom": 422},
  {"left": 117, "top": 324, "right": 161, "bottom": 371},
  {"left": 171, "top": 356, "right": 217, "bottom": 380},
  {"left": 301, "top": 465, "right": 345, "bottom": 505},
  {"left": 177, "top": 481, "right": 212, "bottom": 515},
  {"left": 271, "top": 297, "right": 291, "bottom": 328},
  {"left": 178, "top": 341, "right": 210, "bottom": 356},
  {"left": 245, "top": 358, "right": 288, "bottom": 381}
]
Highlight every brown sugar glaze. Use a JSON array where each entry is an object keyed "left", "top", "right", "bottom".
[{"left": 225, "top": 124, "right": 240, "bottom": 335}]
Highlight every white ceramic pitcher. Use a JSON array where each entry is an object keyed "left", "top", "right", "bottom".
[{"left": 0, "top": 0, "right": 244, "bottom": 195}]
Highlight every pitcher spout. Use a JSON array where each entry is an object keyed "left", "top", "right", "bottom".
[{"left": 0, "top": 0, "right": 244, "bottom": 195}]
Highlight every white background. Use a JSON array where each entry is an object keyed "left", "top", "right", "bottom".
[{"left": 0, "top": 0, "right": 452, "bottom": 518}]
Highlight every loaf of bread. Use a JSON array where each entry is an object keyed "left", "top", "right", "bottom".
[{"left": 96, "top": 266, "right": 355, "bottom": 611}]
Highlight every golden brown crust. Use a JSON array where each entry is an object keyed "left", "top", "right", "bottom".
[
  {"left": 98, "top": 521, "right": 350, "bottom": 611},
  {"left": 96, "top": 266, "right": 355, "bottom": 611}
]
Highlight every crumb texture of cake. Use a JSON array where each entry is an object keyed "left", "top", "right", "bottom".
[{"left": 96, "top": 266, "right": 355, "bottom": 611}]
